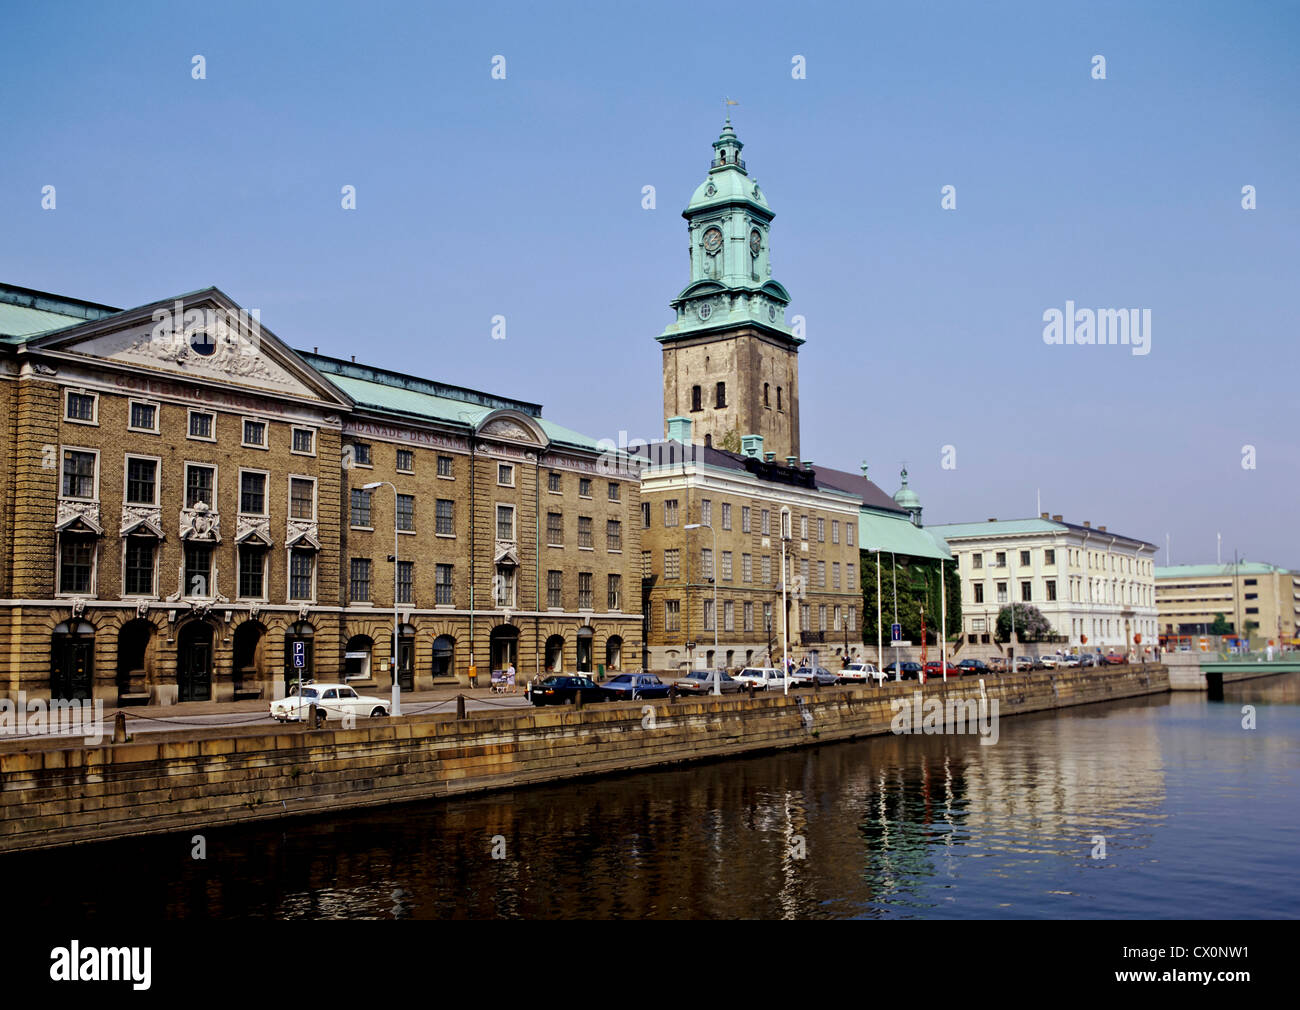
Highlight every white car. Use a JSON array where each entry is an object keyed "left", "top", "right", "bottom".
[
  {"left": 839, "top": 662, "right": 887, "bottom": 685},
  {"left": 270, "top": 683, "right": 391, "bottom": 725},
  {"left": 732, "top": 667, "right": 790, "bottom": 691}
]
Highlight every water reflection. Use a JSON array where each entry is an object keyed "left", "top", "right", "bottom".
[{"left": 10, "top": 674, "right": 1300, "bottom": 919}]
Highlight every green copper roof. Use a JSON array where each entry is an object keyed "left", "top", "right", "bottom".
[
  {"left": 0, "top": 283, "right": 119, "bottom": 345},
  {"left": 859, "top": 509, "right": 953, "bottom": 561},
  {"left": 892, "top": 467, "right": 921, "bottom": 510},
  {"left": 1155, "top": 563, "right": 1292, "bottom": 579}
]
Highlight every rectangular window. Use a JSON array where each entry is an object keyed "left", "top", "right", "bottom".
[
  {"left": 743, "top": 601, "right": 754, "bottom": 632},
  {"left": 547, "top": 511, "right": 564, "bottom": 546},
  {"left": 62, "top": 450, "right": 97, "bottom": 499},
  {"left": 608, "top": 482, "right": 620, "bottom": 502},
  {"left": 350, "top": 488, "right": 372, "bottom": 527},
  {"left": 66, "top": 391, "right": 97, "bottom": 423},
  {"left": 578, "top": 572, "right": 593, "bottom": 609},
  {"left": 436, "top": 564, "right": 453, "bottom": 605},
  {"left": 817, "top": 517, "right": 825, "bottom": 542},
  {"left": 124, "top": 539, "right": 155, "bottom": 596},
  {"left": 701, "top": 499, "right": 712, "bottom": 526},
  {"left": 721, "top": 502, "right": 732, "bottom": 530},
  {"left": 290, "top": 478, "right": 315, "bottom": 520},
  {"left": 578, "top": 516, "right": 593, "bottom": 549},
  {"left": 800, "top": 515, "right": 809, "bottom": 540},
  {"left": 607, "top": 574, "right": 621, "bottom": 610},
  {"left": 742, "top": 554, "right": 752, "bottom": 582},
  {"left": 724, "top": 600, "right": 734, "bottom": 632},
  {"left": 762, "top": 556, "right": 772, "bottom": 584},
  {"left": 974, "top": 583, "right": 985, "bottom": 603},
  {"left": 548, "top": 471, "right": 561, "bottom": 493},
  {"left": 396, "top": 494, "right": 415, "bottom": 532},
  {"left": 292, "top": 428, "right": 315, "bottom": 455},
  {"left": 763, "top": 602, "right": 772, "bottom": 632},
  {"left": 129, "top": 401, "right": 157, "bottom": 432},
  {"left": 664, "top": 499, "right": 679, "bottom": 527},
  {"left": 715, "top": 381, "right": 726, "bottom": 408},
  {"left": 579, "top": 477, "right": 592, "bottom": 497},
  {"left": 832, "top": 562, "right": 841, "bottom": 590},
  {"left": 703, "top": 599, "right": 715, "bottom": 632},
  {"left": 352, "top": 443, "right": 372, "bottom": 466},
  {"left": 846, "top": 523, "right": 854, "bottom": 547},
  {"left": 240, "top": 471, "right": 266, "bottom": 515},
  {"left": 1044, "top": 549, "right": 1056, "bottom": 565},
  {"left": 437, "top": 455, "right": 453, "bottom": 478},
  {"left": 848, "top": 562, "right": 855, "bottom": 588},
  {"left": 395, "top": 448, "right": 414, "bottom": 472},
  {"left": 831, "top": 520, "right": 839, "bottom": 544},
  {"left": 848, "top": 606, "right": 857, "bottom": 632},
  {"left": 701, "top": 548, "right": 713, "bottom": 581},
  {"left": 801, "top": 558, "right": 809, "bottom": 582},
  {"left": 350, "top": 558, "right": 372, "bottom": 602},
  {"left": 1021, "top": 581, "right": 1032, "bottom": 602},
  {"left": 497, "top": 505, "right": 514, "bottom": 541},
  {"left": 185, "top": 464, "right": 214, "bottom": 509},
  {"left": 817, "top": 560, "right": 826, "bottom": 588},
  {"left": 996, "top": 552, "right": 1006, "bottom": 567},
  {"left": 499, "top": 463, "right": 514, "bottom": 486},
  {"left": 801, "top": 603, "right": 810, "bottom": 630},
  {"left": 664, "top": 549, "right": 681, "bottom": 580},
  {"left": 242, "top": 419, "right": 267, "bottom": 447},
  {"left": 396, "top": 560, "right": 413, "bottom": 604},
  {"left": 606, "top": 519, "right": 621, "bottom": 551},
  {"left": 59, "top": 537, "right": 94, "bottom": 594},
  {"left": 188, "top": 411, "right": 214, "bottom": 440},
  {"left": 1020, "top": 550, "right": 1031, "bottom": 566},
  {"left": 289, "top": 550, "right": 315, "bottom": 600},
  {"left": 185, "top": 543, "right": 212, "bottom": 597},
  {"left": 973, "top": 553, "right": 983, "bottom": 569},
  {"left": 665, "top": 599, "right": 681, "bottom": 632},
  {"left": 126, "top": 457, "right": 158, "bottom": 506},
  {"left": 641, "top": 502, "right": 651, "bottom": 528},
  {"left": 436, "top": 498, "right": 454, "bottom": 536},
  {"left": 547, "top": 570, "right": 563, "bottom": 608},
  {"left": 761, "top": 510, "right": 771, "bottom": 536},
  {"left": 238, "top": 546, "right": 264, "bottom": 599},
  {"left": 742, "top": 506, "right": 752, "bottom": 533},
  {"left": 1046, "top": 579, "right": 1057, "bottom": 602},
  {"left": 996, "top": 582, "right": 1007, "bottom": 603},
  {"left": 720, "top": 551, "right": 732, "bottom": 581},
  {"left": 642, "top": 551, "right": 651, "bottom": 578}
]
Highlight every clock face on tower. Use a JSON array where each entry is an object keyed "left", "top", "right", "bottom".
[
  {"left": 702, "top": 227, "right": 723, "bottom": 254},
  {"left": 749, "top": 230, "right": 761, "bottom": 256}
]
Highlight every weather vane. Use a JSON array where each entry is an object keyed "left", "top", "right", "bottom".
[{"left": 723, "top": 97, "right": 739, "bottom": 119}]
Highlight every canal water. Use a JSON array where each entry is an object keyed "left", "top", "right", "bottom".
[{"left": 15, "top": 674, "right": 1300, "bottom": 919}]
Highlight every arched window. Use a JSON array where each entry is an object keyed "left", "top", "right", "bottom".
[
  {"left": 691, "top": 385, "right": 702, "bottom": 412},
  {"left": 545, "top": 635, "right": 565, "bottom": 673},
  {"left": 763, "top": 383, "right": 770, "bottom": 406},
  {"left": 606, "top": 636, "right": 623, "bottom": 672},
  {"left": 344, "top": 634, "right": 374, "bottom": 681}
]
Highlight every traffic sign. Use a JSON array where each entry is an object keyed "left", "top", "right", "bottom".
[
  {"left": 890, "top": 641, "right": 912, "bottom": 648},
  {"left": 293, "top": 641, "right": 305, "bottom": 668},
  {"left": 890, "top": 623, "right": 902, "bottom": 643}
]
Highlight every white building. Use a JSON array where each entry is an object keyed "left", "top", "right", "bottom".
[{"left": 930, "top": 514, "right": 1159, "bottom": 652}]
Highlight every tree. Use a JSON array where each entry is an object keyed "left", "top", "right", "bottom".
[
  {"left": 1208, "top": 613, "right": 1233, "bottom": 635},
  {"left": 858, "top": 551, "right": 962, "bottom": 646},
  {"left": 995, "top": 603, "right": 1052, "bottom": 643}
]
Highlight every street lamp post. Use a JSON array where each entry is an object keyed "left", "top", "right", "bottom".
[
  {"left": 362, "top": 480, "right": 401, "bottom": 716},
  {"left": 685, "top": 522, "right": 719, "bottom": 695}
]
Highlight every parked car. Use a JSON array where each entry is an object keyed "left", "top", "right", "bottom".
[
  {"left": 1038, "top": 655, "right": 1061, "bottom": 669},
  {"left": 957, "top": 658, "right": 989, "bottom": 675},
  {"left": 526, "top": 674, "right": 605, "bottom": 706},
  {"left": 883, "top": 661, "right": 924, "bottom": 680},
  {"left": 922, "top": 661, "right": 962, "bottom": 679},
  {"left": 733, "top": 667, "right": 789, "bottom": 691},
  {"left": 839, "top": 662, "right": 886, "bottom": 685},
  {"left": 270, "top": 682, "right": 390, "bottom": 725},
  {"left": 1060, "top": 654, "right": 1082, "bottom": 668},
  {"left": 601, "top": 673, "right": 672, "bottom": 700},
  {"left": 673, "top": 669, "right": 743, "bottom": 695},
  {"left": 1078, "top": 653, "right": 1099, "bottom": 667},
  {"left": 1103, "top": 653, "right": 1126, "bottom": 665},
  {"left": 792, "top": 665, "right": 839, "bottom": 687}
]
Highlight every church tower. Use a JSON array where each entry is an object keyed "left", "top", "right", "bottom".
[{"left": 659, "top": 119, "right": 801, "bottom": 459}]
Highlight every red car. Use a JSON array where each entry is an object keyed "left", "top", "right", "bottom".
[
  {"left": 922, "top": 661, "right": 962, "bottom": 679},
  {"left": 1103, "top": 653, "right": 1126, "bottom": 665}
]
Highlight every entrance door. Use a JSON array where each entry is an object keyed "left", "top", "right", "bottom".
[
  {"left": 396, "top": 632, "right": 414, "bottom": 691},
  {"left": 178, "top": 624, "right": 213, "bottom": 702},
  {"left": 52, "top": 638, "right": 94, "bottom": 700},
  {"left": 576, "top": 630, "right": 593, "bottom": 673}
]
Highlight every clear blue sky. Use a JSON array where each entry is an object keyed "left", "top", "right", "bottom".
[{"left": 4, "top": 1, "right": 1297, "bottom": 567}]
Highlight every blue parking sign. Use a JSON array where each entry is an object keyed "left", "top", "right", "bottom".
[
  {"left": 891, "top": 623, "right": 902, "bottom": 643},
  {"left": 293, "top": 641, "right": 305, "bottom": 668}
]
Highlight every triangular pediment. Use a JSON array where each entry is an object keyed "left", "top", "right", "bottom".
[{"left": 31, "top": 289, "right": 353, "bottom": 406}]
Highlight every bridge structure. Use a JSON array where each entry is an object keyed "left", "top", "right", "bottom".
[{"left": 1165, "top": 651, "right": 1300, "bottom": 693}]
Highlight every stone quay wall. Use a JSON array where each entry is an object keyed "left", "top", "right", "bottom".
[{"left": 0, "top": 664, "right": 1169, "bottom": 854}]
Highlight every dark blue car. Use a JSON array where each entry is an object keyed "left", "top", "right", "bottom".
[{"left": 601, "top": 673, "right": 672, "bottom": 700}]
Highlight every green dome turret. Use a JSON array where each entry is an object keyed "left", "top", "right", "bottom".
[{"left": 894, "top": 467, "right": 923, "bottom": 525}]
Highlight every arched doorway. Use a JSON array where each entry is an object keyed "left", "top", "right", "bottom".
[
  {"left": 431, "top": 635, "right": 454, "bottom": 679},
  {"left": 116, "top": 619, "right": 154, "bottom": 701},
  {"left": 51, "top": 620, "right": 96, "bottom": 701},
  {"left": 344, "top": 635, "right": 374, "bottom": 682},
  {"left": 605, "top": 635, "right": 623, "bottom": 672},
  {"left": 576, "top": 626, "right": 594, "bottom": 673},
  {"left": 177, "top": 621, "right": 214, "bottom": 702},
  {"left": 388, "top": 623, "right": 416, "bottom": 690},
  {"left": 284, "top": 621, "right": 314, "bottom": 690},
  {"left": 489, "top": 625, "right": 518, "bottom": 672},
  {"left": 232, "top": 622, "right": 266, "bottom": 693},
  {"left": 545, "top": 635, "right": 565, "bottom": 673}
]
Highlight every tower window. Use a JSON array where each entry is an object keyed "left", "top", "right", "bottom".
[
  {"left": 764, "top": 383, "right": 770, "bottom": 407},
  {"left": 715, "top": 382, "right": 726, "bottom": 408},
  {"left": 691, "top": 385, "right": 702, "bottom": 412},
  {"left": 777, "top": 387, "right": 783, "bottom": 411}
]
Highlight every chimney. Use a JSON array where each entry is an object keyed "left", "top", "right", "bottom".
[
  {"left": 313, "top": 346, "right": 318, "bottom": 354},
  {"left": 350, "top": 354, "right": 355, "bottom": 362},
  {"left": 1052, "top": 515, "right": 1062, "bottom": 521},
  {"left": 1040, "top": 512, "right": 1049, "bottom": 519},
  {"left": 741, "top": 434, "right": 764, "bottom": 459},
  {"left": 988, "top": 518, "right": 997, "bottom": 523},
  {"left": 1098, "top": 525, "right": 1107, "bottom": 532},
  {"left": 1083, "top": 521, "right": 1091, "bottom": 528},
  {"left": 666, "top": 416, "right": 693, "bottom": 444}
]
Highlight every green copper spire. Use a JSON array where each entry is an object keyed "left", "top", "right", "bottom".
[{"left": 658, "top": 119, "right": 798, "bottom": 345}]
